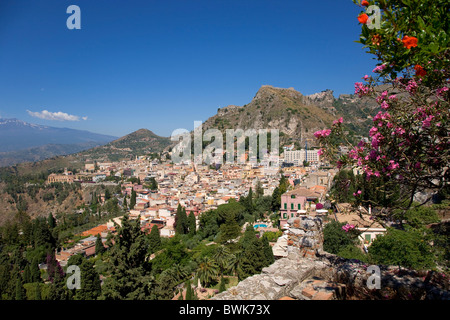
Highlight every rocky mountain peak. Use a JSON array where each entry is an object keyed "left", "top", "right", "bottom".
[{"left": 306, "top": 89, "right": 335, "bottom": 104}]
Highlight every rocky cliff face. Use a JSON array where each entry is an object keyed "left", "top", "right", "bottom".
[{"left": 202, "top": 85, "right": 379, "bottom": 148}]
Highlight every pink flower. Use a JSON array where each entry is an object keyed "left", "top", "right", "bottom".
[
  {"left": 342, "top": 223, "right": 356, "bottom": 232},
  {"left": 406, "top": 79, "right": 418, "bottom": 93},
  {"left": 354, "top": 82, "right": 370, "bottom": 97},
  {"left": 317, "top": 149, "right": 324, "bottom": 156},
  {"left": 372, "top": 64, "right": 386, "bottom": 73},
  {"left": 388, "top": 160, "right": 399, "bottom": 170},
  {"left": 380, "top": 101, "right": 389, "bottom": 110},
  {"left": 422, "top": 115, "right": 434, "bottom": 128},
  {"left": 333, "top": 117, "right": 343, "bottom": 125},
  {"left": 376, "top": 91, "right": 388, "bottom": 103},
  {"left": 436, "top": 87, "right": 448, "bottom": 96},
  {"left": 314, "top": 129, "right": 332, "bottom": 139}
]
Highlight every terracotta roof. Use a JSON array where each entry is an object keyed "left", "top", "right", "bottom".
[
  {"left": 333, "top": 212, "right": 385, "bottom": 229},
  {"left": 80, "top": 225, "right": 108, "bottom": 237},
  {"left": 285, "top": 187, "right": 321, "bottom": 198}
]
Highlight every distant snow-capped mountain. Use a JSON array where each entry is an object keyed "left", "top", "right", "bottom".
[{"left": 0, "top": 118, "right": 117, "bottom": 153}]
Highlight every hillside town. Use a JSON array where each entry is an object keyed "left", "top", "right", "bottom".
[{"left": 51, "top": 147, "right": 343, "bottom": 265}]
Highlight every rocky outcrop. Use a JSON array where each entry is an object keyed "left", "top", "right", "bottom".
[
  {"left": 213, "top": 250, "right": 450, "bottom": 300},
  {"left": 213, "top": 215, "right": 450, "bottom": 300},
  {"left": 212, "top": 250, "right": 330, "bottom": 300}
]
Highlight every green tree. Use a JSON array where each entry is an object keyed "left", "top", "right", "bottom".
[
  {"left": 271, "top": 186, "right": 280, "bottom": 212},
  {"left": 129, "top": 189, "right": 137, "bottom": 210},
  {"left": 47, "top": 212, "right": 56, "bottom": 230},
  {"left": 149, "top": 177, "right": 158, "bottom": 191},
  {"left": 255, "top": 179, "right": 264, "bottom": 199},
  {"left": 175, "top": 204, "right": 188, "bottom": 235},
  {"left": 323, "top": 220, "right": 357, "bottom": 255},
  {"left": 188, "top": 212, "right": 196, "bottom": 236},
  {"left": 218, "top": 213, "right": 241, "bottom": 244},
  {"left": 15, "top": 276, "right": 25, "bottom": 300},
  {"left": 101, "top": 215, "right": 152, "bottom": 300},
  {"left": 123, "top": 196, "right": 128, "bottom": 210},
  {"left": 184, "top": 279, "right": 197, "bottom": 300},
  {"left": 242, "top": 187, "right": 254, "bottom": 215},
  {"left": 261, "top": 235, "right": 275, "bottom": 266},
  {"left": 213, "top": 246, "right": 233, "bottom": 276},
  {"left": 104, "top": 188, "right": 111, "bottom": 201},
  {"left": 369, "top": 227, "right": 435, "bottom": 270},
  {"left": 30, "top": 257, "right": 41, "bottom": 283},
  {"left": 95, "top": 233, "right": 106, "bottom": 256},
  {"left": 73, "top": 259, "right": 102, "bottom": 300},
  {"left": 196, "top": 257, "right": 218, "bottom": 288},
  {"left": 148, "top": 224, "right": 162, "bottom": 254},
  {"left": 237, "top": 226, "right": 268, "bottom": 281}
]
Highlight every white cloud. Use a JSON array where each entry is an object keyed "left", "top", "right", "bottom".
[{"left": 27, "top": 109, "right": 87, "bottom": 121}]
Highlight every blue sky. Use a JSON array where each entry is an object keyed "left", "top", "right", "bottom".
[{"left": 0, "top": 0, "right": 376, "bottom": 137}]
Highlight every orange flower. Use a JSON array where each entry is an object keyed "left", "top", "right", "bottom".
[
  {"left": 358, "top": 13, "right": 369, "bottom": 24},
  {"left": 361, "top": 0, "right": 369, "bottom": 6},
  {"left": 372, "top": 34, "right": 381, "bottom": 46},
  {"left": 414, "top": 65, "right": 427, "bottom": 77},
  {"left": 402, "top": 36, "right": 418, "bottom": 49}
]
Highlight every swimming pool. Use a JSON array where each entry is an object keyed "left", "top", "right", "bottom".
[{"left": 254, "top": 223, "right": 268, "bottom": 229}]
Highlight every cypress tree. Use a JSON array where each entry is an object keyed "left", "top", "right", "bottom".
[
  {"left": 15, "top": 277, "right": 25, "bottom": 300},
  {"left": 130, "top": 189, "right": 137, "bottom": 209},
  {"left": 188, "top": 211, "right": 196, "bottom": 235},
  {"left": 185, "top": 280, "right": 193, "bottom": 300},
  {"left": 95, "top": 233, "right": 106, "bottom": 255},
  {"left": 74, "top": 259, "right": 102, "bottom": 300},
  {"left": 175, "top": 204, "right": 188, "bottom": 235},
  {"left": 23, "top": 264, "right": 31, "bottom": 284},
  {"left": 271, "top": 186, "right": 280, "bottom": 212},
  {"left": 262, "top": 236, "right": 275, "bottom": 266},
  {"left": 30, "top": 257, "right": 41, "bottom": 283},
  {"left": 100, "top": 215, "right": 152, "bottom": 299},
  {"left": 123, "top": 196, "right": 128, "bottom": 210},
  {"left": 237, "top": 227, "right": 266, "bottom": 281},
  {"left": 149, "top": 224, "right": 162, "bottom": 254},
  {"left": 48, "top": 212, "right": 56, "bottom": 229}
]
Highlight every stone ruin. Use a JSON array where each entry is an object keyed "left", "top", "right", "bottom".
[{"left": 213, "top": 216, "right": 450, "bottom": 300}]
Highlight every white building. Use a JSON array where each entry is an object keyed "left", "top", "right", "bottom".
[{"left": 284, "top": 149, "right": 320, "bottom": 165}]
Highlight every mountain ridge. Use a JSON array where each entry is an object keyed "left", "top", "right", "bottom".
[
  {"left": 204, "top": 85, "right": 378, "bottom": 148},
  {"left": 0, "top": 85, "right": 378, "bottom": 173},
  {"left": 0, "top": 118, "right": 118, "bottom": 153}
]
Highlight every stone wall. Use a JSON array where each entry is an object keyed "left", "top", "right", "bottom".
[
  {"left": 285, "top": 216, "right": 323, "bottom": 259},
  {"left": 213, "top": 216, "right": 450, "bottom": 300},
  {"left": 213, "top": 250, "right": 450, "bottom": 300}
]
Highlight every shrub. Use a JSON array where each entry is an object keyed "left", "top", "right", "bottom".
[{"left": 369, "top": 227, "right": 435, "bottom": 270}]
